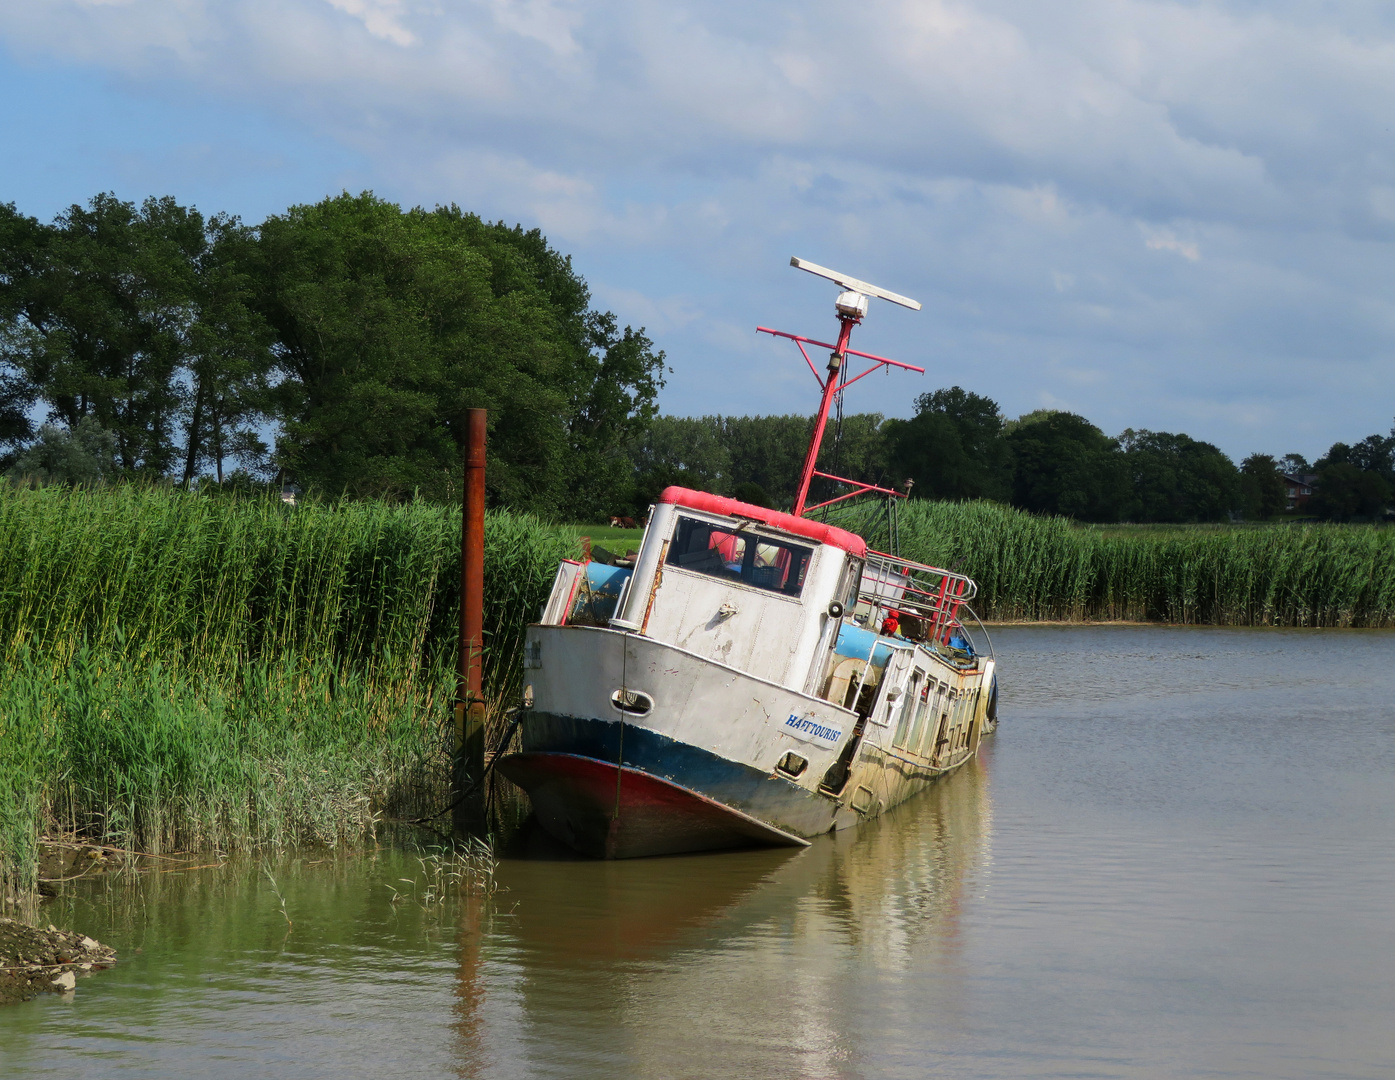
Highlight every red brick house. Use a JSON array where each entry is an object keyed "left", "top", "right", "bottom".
[{"left": 1281, "top": 472, "right": 1317, "bottom": 511}]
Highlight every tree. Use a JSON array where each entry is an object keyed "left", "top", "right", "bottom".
[
  {"left": 179, "top": 215, "right": 275, "bottom": 485},
  {"left": 0, "top": 203, "right": 44, "bottom": 461},
  {"left": 1309, "top": 462, "right": 1392, "bottom": 520},
  {"left": 1005, "top": 411, "right": 1129, "bottom": 521},
  {"left": 11, "top": 194, "right": 192, "bottom": 475},
  {"left": 246, "top": 192, "right": 663, "bottom": 512},
  {"left": 564, "top": 311, "right": 666, "bottom": 519},
  {"left": 6, "top": 416, "right": 119, "bottom": 485},
  {"left": 884, "top": 387, "right": 1011, "bottom": 502},
  {"left": 630, "top": 416, "right": 732, "bottom": 504},
  {"left": 1310, "top": 423, "right": 1395, "bottom": 520},
  {"left": 732, "top": 481, "right": 772, "bottom": 508},
  {"left": 1238, "top": 453, "right": 1287, "bottom": 520},
  {"left": 0, "top": 194, "right": 263, "bottom": 480},
  {"left": 1117, "top": 429, "right": 1241, "bottom": 522},
  {"left": 808, "top": 411, "right": 890, "bottom": 509},
  {"left": 723, "top": 415, "right": 815, "bottom": 508}
]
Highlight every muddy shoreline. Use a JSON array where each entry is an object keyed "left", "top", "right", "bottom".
[
  {"left": 0, "top": 918, "right": 116, "bottom": 1006},
  {"left": 1, "top": 841, "right": 143, "bottom": 1005}
]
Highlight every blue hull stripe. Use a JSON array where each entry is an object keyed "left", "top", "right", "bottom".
[{"left": 518, "top": 712, "right": 839, "bottom": 840}]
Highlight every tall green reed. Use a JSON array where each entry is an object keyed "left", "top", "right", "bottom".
[
  {"left": 0, "top": 483, "right": 576, "bottom": 693},
  {"left": 0, "top": 646, "right": 454, "bottom": 897},
  {"left": 839, "top": 499, "right": 1395, "bottom": 626},
  {"left": 0, "top": 484, "right": 577, "bottom": 895}
]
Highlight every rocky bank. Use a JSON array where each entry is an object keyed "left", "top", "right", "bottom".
[{"left": 0, "top": 918, "right": 116, "bottom": 1006}]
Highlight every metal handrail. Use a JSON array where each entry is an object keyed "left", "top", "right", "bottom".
[{"left": 857, "top": 550, "right": 979, "bottom": 647}]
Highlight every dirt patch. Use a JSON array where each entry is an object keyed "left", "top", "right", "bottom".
[{"left": 0, "top": 918, "right": 117, "bottom": 1007}]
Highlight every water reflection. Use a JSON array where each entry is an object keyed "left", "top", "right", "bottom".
[
  {"left": 464, "top": 753, "right": 992, "bottom": 1078},
  {"left": 7, "top": 627, "right": 1394, "bottom": 1080}
]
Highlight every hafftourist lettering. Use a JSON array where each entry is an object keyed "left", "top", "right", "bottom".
[{"left": 783, "top": 713, "right": 843, "bottom": 746}]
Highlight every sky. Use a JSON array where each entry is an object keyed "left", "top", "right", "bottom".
[{"left": 2, "top": 1, "right": 1395, "bottom": 463}]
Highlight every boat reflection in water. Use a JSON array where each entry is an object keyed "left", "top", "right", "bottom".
[{"left": 453, "top": 752, "right": 993, "bottom": 1078}]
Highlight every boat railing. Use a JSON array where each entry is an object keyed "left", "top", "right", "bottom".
[{"left": 858, "top": 551, "right": 979, "bottom": 648}]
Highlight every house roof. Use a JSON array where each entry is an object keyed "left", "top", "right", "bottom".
[{"left": 657, "top": 487, "right": 868, "bottom": 557}]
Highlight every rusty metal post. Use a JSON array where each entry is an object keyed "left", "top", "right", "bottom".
[{"left": 454, "top": 408, "right": 487, "bottom": 835}]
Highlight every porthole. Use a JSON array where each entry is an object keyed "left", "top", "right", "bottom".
[
  {"left": 610, "top": 688, "right": 654, "bottom": 716},
  {"left": 775, "top": 751, "right": 808, "bottom": 778}
]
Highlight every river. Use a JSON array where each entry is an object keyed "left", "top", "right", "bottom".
[{"left": 4, "top": 626, "right": 1394, "bottom": 1078}]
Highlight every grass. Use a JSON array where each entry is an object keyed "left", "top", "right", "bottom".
[
  {"left": 6, "top": 485, "right": 1392, "bottom": 895},
  {"left": 0, "top": 483, "right": 577, "bottom": 690},
  {"left": 569, "top": 525, "right": 644, "bottom": 552},
  {"left": 0, "top": 483, "right": 578, "bottom": 899},
  {"left": 836, "top": 499, "right": 1395, "bottom": 626}
]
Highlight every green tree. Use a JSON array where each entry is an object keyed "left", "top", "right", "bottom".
[
  {"left": 6, "top": 416, "right": 119, "bottom": 485},
  {"left": 1238, "top": 454, "right": 1287, "bottom": 520},
  {"left": 0, "top": 204, "right": 44, "bottom": 459},
  {"left": 246, "top": 192, "right": 663, "bottom": 512},
  {"left": 1310, "top": 424, "right": 1395, "bottom": 520},
  {"left": 179, "top": 215, "right": 275, "bottom": 485},
  {"left": 884, "top": 387, "right": 1011, "bottom": 502},
  {"left": 630, "top": 415, "right": 732, "bottom": 504},
  {"left": 731, "top": 481, "right": 772, "bottom": 508},
  {"left": 1117, "top": 429, "right": 1241, "bottom": 522},
  {"left": 807, "top": 411, "right": 890, "bottom": 510},
  {"left": 723, "top": 415, "right": 814, "bottom": 508},
  {"left": 629, "top": 412, "right": 890, "bottom": 513},
  {"left": 0, "top": 194, "right": 220, "bottom": 477},
  {"left": 1309, "top": 462, "right": 1392, "bottom": 520},
  {"left": 1005, "top": 411, "right": 1129, "bottom": 521}
]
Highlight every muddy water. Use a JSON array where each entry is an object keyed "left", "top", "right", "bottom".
[{"left": 4, "top": 626, "right": 1395, "bottom": 1079}]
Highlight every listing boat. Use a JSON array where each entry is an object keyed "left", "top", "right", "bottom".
[{"left": 498, "top": 259, "right": 999, "bottom": 858}]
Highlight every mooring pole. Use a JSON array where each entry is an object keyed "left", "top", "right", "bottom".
[{"left": 454, "top": 408, "right": 487, "bottom": 835}]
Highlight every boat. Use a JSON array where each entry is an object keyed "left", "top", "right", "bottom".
[{"left": 497, "top": 258, "right": 999, "bottom": 858}]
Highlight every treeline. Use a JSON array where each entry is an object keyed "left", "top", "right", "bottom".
[
  {"left": 0, "top": 191, "right": 664, "bottom": 518},
  {"left": 4, "top": 192, "right": 1392, "bottom": 525},
  {"left": 638, "top": 391, "right": 1395, "bottom": 523}
]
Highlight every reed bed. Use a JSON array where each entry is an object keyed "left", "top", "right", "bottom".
[
  {"left": 0, "top": 483, "right": 576, "bottom": 690},
  {"left": 0, "top": 484, "right": 577, "bottom": 897},
  {"left": 7, "top": 485, "right": 1392, "bottom": 894},
  {"left": 839, "top": 499, "right": 1395, "bottom": 626}
]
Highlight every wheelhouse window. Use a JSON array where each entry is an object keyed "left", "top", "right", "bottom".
[{"left": 667, "top": 516, "right": 813, "bottom": 597}]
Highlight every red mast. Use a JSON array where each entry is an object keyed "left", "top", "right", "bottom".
[{"left": 759, "top": 258, "right": 925, "bottom": 518}]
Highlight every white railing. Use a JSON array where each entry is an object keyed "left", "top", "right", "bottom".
[{"left": 857, "top": 551, "right": 978, "bottom": 646}]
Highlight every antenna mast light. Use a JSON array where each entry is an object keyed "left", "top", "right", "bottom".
[{"left": 760, "top": 258, "right": 925, "bottom": 517}]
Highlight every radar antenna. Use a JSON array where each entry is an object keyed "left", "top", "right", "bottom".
[{"left": 757, "top": 258, "right": 925, "bottom": 517}]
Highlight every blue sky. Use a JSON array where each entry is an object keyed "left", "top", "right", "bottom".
[{"left": 3, "top": 0, "right": 1394, "bottom": 463}]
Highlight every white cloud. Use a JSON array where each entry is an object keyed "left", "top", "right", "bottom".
[
  {"left": 324, "top": 0, "right": 417, "bottom": 47},
  {"left": 488, "top": 0, "right": 582, "bottom": 56},
  {"left": 1141, "top": 226, "right": 1200, "bottom": 262},
  {"left": 2, "top": 0, "right": 1395, "bottom": 456}
]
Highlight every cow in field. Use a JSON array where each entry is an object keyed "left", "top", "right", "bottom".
[{"left": 609, "top": 516, "right": 638, "bottom": 529}]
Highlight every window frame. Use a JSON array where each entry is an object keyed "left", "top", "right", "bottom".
[{"left": 665, "top": 513, "right": 816, "bottom": 599}]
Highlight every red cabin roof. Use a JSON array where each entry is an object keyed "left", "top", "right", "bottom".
[{"left": 657, "top": 487, "right": 868, "bottom": 558}]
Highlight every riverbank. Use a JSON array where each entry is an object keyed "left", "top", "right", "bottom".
[
  {"left": 0, "top": 485, "right": 573, "bottom": 901},
  {"left": 0, "top": 917, "right": 116, "bottom": 1006},
  {"left": 5, "top": 484, "right": 1393, "bottom": 898}
]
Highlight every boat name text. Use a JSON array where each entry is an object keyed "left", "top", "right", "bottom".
[{"left": 784, "top": 713, "right": 843, "bottom": 746}]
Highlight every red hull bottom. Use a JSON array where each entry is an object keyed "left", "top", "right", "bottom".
[{"left": 497, "top": 752, "right": 808, "bottom": 859}]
